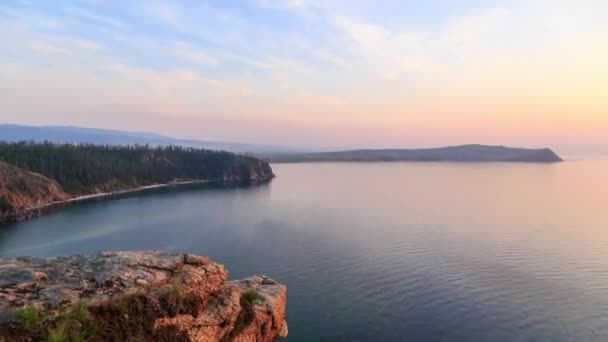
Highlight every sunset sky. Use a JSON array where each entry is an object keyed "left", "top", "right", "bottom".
[{"left": 1, "top": 0, "right": 607, "bottom": 155}]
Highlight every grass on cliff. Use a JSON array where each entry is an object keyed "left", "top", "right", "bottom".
[
  {"left": 157, "top": 279, "right": 202, "bottom": 317},
  {"left": 95, "top": 290, "right": 191, "bottom": 341},
  {"left": 14, "top": 306, "right": 44, "bottom": 329},
  {"left": 11, "top": 302, "right": 104, "bottom": 342},
  {"left": 221, "top": 290, "right": 266, "bottom": 342},
  {"left": 45, "top": 302, "right": 104, "bottom": 342},
  {"left": 241, "top": 291, "right": 265, "bottom": 307},
  {"left": 8, "top": 283, "right": 203, "bottom": 341}
]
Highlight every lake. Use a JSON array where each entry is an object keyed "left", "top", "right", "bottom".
[{"left": 2, "top": 161, "right": 608, "bottom": 341}]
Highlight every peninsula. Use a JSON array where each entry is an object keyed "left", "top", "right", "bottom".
[
  {"left": 268, "top": 144, "right": 563, "bottom": 163},
  {"left": 0, "top": 143, "right": 274, "bottom": 224}
]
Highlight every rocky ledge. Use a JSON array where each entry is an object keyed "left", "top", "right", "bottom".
[{"left": 0, "top": 251, "right": 287, "bottom": 341}]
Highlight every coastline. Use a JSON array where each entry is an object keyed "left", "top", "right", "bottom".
[
  {"left": 27, "top": 179, "right": 211, "bottom": 210},
  {"left": 2, "top": 180, "right": 211, "bottom": 225}
]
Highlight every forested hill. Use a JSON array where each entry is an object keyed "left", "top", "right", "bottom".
[{"left": 0, "top": 142, "right": 274, "bottom": 194}]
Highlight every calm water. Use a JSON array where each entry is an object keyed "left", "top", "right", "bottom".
[{"left": 2, "top": 161, "right": 608, "bottom": 341}]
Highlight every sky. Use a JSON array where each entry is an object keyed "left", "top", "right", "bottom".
[{"left": 1, "top": 0, "right": 607, "bottom": 155}]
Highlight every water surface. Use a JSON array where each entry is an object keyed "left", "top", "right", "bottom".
[{"left": 2, "top": 161, "right": 608, "bottom": 341}]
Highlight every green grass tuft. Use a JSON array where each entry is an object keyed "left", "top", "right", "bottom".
[
  {"left": 45, "top": 319, "right": 69, "bottom": 342},
  {"left": 221, "top": 290, "right": 266, "bottom": 341},
  {"left": 241, "top": 290, "right": 265, "bottom": 307},
  {"left": 44, "top": 301, "right": 104, "bottom": 342},
  {"left": 14, "top": 306, "right": 43, "bottom": 329}
]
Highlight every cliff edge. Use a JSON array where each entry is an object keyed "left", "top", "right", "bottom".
[{"left": 0, "top": 251, "right": 288, "bottom": 341}]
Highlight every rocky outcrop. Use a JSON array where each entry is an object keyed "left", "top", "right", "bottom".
[
  {"left": 0, "top": 161, "right": 69, "bottom": 223},
  {"left": 246, "top": 159, "right": 275, "bottom": 183},
  {"left": 221, "top": 158, "right": 275, "bottom": 184},
  {"left": 0, "top": 251, "right": 287, "bottom": 341}
]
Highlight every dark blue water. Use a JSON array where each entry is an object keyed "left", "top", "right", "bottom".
[{"left": 2, "top": 161, "right": 608, "bottom": 341}]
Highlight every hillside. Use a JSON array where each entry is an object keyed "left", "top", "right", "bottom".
[
  {"left": 269, "top": 144, "right": 563, "bottom": 163},
  {"left": 0, "top": 161, "right": 69, "bottom": 222}
]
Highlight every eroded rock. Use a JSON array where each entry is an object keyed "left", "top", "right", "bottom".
[{"left": 0, "top": 251, "right": 287, "bottom": 341}]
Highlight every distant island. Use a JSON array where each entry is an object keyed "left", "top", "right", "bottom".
[
  {"left": 268, "top": 144, "right": 563, "bottom": 163},
  {"left": 0, "top": 142, "right": 274, "bottom": 223}
]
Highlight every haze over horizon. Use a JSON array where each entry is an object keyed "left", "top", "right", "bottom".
[{"left": 2, "top": 1, "right": 607, "bottom": 156}]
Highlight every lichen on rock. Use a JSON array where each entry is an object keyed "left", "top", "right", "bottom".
[{"left": 0, "top": 251, "right": 287, "bottom": 341}]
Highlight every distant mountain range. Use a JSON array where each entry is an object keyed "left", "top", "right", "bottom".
[
  {"left": 268, "top": 145, "right": 563, "bottom": 163},
  {"left": 0, "top": 124, "right": 295, "bottom": 154}
]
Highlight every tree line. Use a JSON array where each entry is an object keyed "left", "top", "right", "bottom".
[{"left": 0, "top": 142, "right": 267, "bottom": 194}]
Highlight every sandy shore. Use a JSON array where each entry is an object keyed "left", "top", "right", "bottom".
[{"left": 26, "top": 180, "right": 211, "bottom": 211}]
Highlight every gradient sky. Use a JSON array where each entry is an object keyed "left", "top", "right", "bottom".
[{"left": 1, "top": 0, "right": 607, "bottom": 155}]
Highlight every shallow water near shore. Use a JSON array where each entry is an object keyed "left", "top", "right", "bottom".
[{"left": 2, "top": 161, "right": 608, "bottom": 341}]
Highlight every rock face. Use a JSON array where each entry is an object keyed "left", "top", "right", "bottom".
[
  {"left": 0, "top": 251, "right": 287, "bottom": 341},
  {"left": 0, "top": 161, "right": 69, "bottom": 223},
  {"left": 221, "top": 158, "right": 275, "bottom": 184}
]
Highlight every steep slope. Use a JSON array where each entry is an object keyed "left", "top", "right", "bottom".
[
  {"left": 0, "top": 251, "right": 288, "bottom": 341},
  {"left": 269, "top": 144, "right": 563, "bottom": 163},
  {"left": 0, "top": 161, "right": 69, "bottom": 222}
]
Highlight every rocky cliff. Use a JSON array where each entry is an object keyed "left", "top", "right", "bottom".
[
  {"left": 0, "top": 251, "right": 288, "bottom": 341},
  {"left": 0, "top": 161, "right": 70, "bottom": 223},
  {"left": 221, "top": 158, "right": 275, "bottom": 184}
]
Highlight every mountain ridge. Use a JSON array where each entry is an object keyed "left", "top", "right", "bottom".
[{"left": 0, "top": 124, "right": 296, "bottom": 154}]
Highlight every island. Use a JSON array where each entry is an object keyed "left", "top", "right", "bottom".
[
  {"left": 0, "top": 142, "right": 275, "bottom": 224},
  {"left": 268, "top": 144, "right": 563, "bottom": 163},
  {"left": 0, "top": 251, "right": 288, "bottom": 341}
]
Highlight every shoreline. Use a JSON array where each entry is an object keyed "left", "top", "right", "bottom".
[
  {"left": 26, "top": 179, "right": 212, "bottom": 211},
  {"left": 2, "top": 174, "right": 274, "bottom": 225},
  {"left": 0, "top": 180, "right": 212, "bottom": 225}
]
